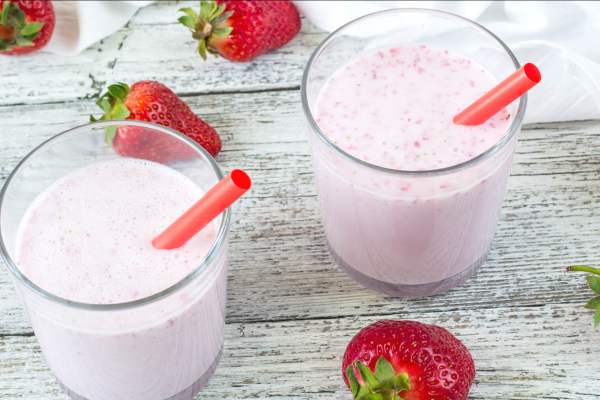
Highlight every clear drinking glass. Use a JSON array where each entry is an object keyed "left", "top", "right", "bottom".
[
  {"left": 301, "top": 9, "right": 526, "bottom": 297},
  {"left": 0, "top": 121, "right": 230, "bottom": 400}
]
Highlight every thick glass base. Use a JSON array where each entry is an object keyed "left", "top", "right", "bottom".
[
  {"left": 57, "top": 347, "right": 223, "bottom": 400},
  {"left": 327, "top": 240, "right": 489, "bottom": 298}
]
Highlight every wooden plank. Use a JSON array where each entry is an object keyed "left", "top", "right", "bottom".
[
  {"left": 2, "top": 304, "right": 599, "bottom": 399},
  {"left": 1, "top": 91, "right": 599, "bottom": 335},
  {"left": 110, "top": 5, "right": 323, "bottom": 96},
  {"left": 2, "top": 2, "right": 599, "bottom": 397},
  {"left": 0, "top": 28, "right": 127, "bottom": 107},
  {"left": 0, "top": 1, "right": 326, "bottom": 107}
]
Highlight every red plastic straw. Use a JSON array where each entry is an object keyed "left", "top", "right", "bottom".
[
  {"left": 453, "top": 63, "right": 541, "bottom": 126},
  {"left": 152, "top": 169, "right": 251, "bottom": 250}
]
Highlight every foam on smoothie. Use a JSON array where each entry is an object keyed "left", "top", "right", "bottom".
[
  {"left": 15, "top": 158, "right": 219, "bottom": 305},
  {"left": 315, "top": 45, "right": 512, "bottom": 171}
]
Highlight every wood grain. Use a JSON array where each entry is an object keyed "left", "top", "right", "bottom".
[
  {"left": 1, "top": 91, "right": 599, "bottom": 336},
  {"left": 0, "top": 28, "right": 127, "bottom": 107},
  {"left": 1, "top": 1, "right": 599, "bottom": 397},
  {"left": 2, "top": 304, "right": 599, "bottom": 399},
  {"left": 0, "top": 1, "right": 326, "bottom": 107}
]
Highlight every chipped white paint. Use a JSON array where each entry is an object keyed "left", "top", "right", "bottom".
[
  {"left": 0, "top": 1, "right": 325, "bottom": 106},
  {"left": 1, "top": 1, "right": 600, "bottom": 399},
  {"left": 2, "top": 305, "right": 600, "bottom": 399}
]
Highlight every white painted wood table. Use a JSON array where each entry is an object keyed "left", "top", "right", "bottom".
[{"left": 1, "top": 2, "right": 600, "bottom": 399}]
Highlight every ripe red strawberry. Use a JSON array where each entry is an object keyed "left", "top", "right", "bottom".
[
  {"left": 178, "top": 0, "right": 300, "bottom": 62},
  {"left": 0, "top": 0, "right": 55, "bottom": 55},
  {"left": 91, "top": 81, "right": 222, "bottom": 162},
  {"left": 343, "top": 320, "right": 475, "bottom": 400}
]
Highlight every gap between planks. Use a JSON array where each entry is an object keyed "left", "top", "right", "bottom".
[
  {"left": 1, "top": 91, "right": 599, "bottom": 335},
  {"left": 1, "top": 303, "right": 599, "bottom": 399}
]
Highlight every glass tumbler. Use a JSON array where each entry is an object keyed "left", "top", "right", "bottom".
[
  {"left": 0, "top": 121, "right": 230, "bottom": 400},
  {"left": 301, "top": 9, "right": 526, "bottom": 297}
]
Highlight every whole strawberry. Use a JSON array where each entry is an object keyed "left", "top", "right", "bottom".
[
  {"left": 0, "top": 0, "right": 55, "bottom": 55},
  {"left": 178, "top": 0, "right": 300, "bottom": 62},
  {"left": 91, "top": 81, "right": 222, "bottom": 162},
  {"left": 343, "top": 320, "right": 475, "bottom": 400}
]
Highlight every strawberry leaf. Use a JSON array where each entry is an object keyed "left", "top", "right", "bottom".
[
  {"left": 213, "top": 2, "right": 226, "bottom": 18},
  {"left": 197, "top": 39, "right": 207, "bottom": 61},
  {"left": 1, "top": 2, "right": 11, "bottom": 25},
  {"left": 347, "top": 365, "right": 360, "bottom": 397},
  {"left": 565, "top": 267, "right": 600, "bottom": 329},
  {"left": 393, "top": 373, "right": 410, "bottom": 392},
  {"left": 107, "top": 84, "right": 128, "bottom": 101},
  {"left": 212, "top": 27, "right": 233, "bottom": 38},
  {"left": 355, "top": 361, "right": 383, "bottom": 393},
  {"left": 211, "top": 12, "right": 232, "bottom": 28},
  {"left": 112, "top": 103, "right": 131, "bottom": 120},
  {"left": 357, "top": 387, "right": 377, "bottom": 399},
  {"left": 586, "top": 276, "right": 600, "bottom": 294},
  {"left": 206, "top": 46, "right": 218, "bottom": 57},
  {"left": 16, "top": 9, "right": 25, "bottom": 26},
  {"left": 374, "top": 357, "right": 395, "bottom": 387},
  {"left": 178, "top": 15, "right": 195, "bottom": 30},
  {"left": 178, "top": 15, "right": 196, "bottom": 30},
  {"left": 19, "top": 22, "right": 44, "bottom": 36},
  {"left": 347, "top": 364, "right": 376, "bottom": 400},
  {"left": 347, "top": 357, "right": 410, "bottom": 400},
  {"left": 178, "top": 7, "right": 198, "bottom": 20},
  {"left": 585, "top": 295, "right": 600, "bottom": 310},
  {"left": 22, "top": 32, "right": 40, "bottom": 42},
  {"left": 199, "top": 1, "right": 212, "bottom": 19},
  {"left": 117, "top": 82, "right": 130, "bottom": 93},
  {"left": 97, "top": 97, "right": 111, "bottom": 114},
  {"left": 14, "top": 36, "right": 34, "bottom": 46}
]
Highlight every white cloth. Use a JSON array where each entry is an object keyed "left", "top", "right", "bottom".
[
  {"left": 293, "top": 1, "right": 600, "bottom": 124},
  {"left": 43, "top": 1, "right": 153, "bottom": 56}
]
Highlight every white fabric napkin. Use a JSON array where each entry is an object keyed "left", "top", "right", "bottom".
[
  {"left": 43, "top": 1, "right": 154, "bottom": 56},
  {"left": 40, "top": 1, "right": 600, "bottom": 124},
  {"left": 293, "top": 1, "right": 600, "bottom": 124}
]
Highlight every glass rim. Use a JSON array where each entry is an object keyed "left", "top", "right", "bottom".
[
  {"left": 300, "top": 8, "right": 527, "bottom": 177},
  {"left": 0, "top": 120, "right": 231, "bottom": 311}
]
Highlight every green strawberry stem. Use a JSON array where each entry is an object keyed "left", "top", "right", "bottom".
[
  {"left": 566, "top": 265, "right": 600, "bottom": 276},
  {"left": 0, "top": 1, "right": 45, "bottom": 52},
  {"left": 178, "top": 1, "right": 233, "bottom": 60},
  {"left": 566, "top": 265, "right": 600, "bottom": 329},
  {"left": 346, "top": 356, "right": 410, "bottom": 400}
]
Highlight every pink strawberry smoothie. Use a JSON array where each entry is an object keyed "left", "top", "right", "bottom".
[
  {"left": 310, "top": 45, "right": 518, "bottom": 287},
  {"left": 315, "top": 45, "right": 511, "bottom": 171},
  {"left": 14, "top": 158, "right": 227, "bottom": 400}
]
